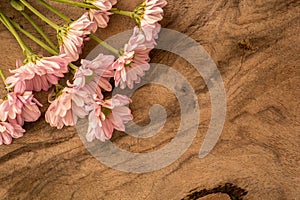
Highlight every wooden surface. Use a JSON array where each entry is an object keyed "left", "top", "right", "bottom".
[{"left": 0, "top": 0, "right": 299, "bottom": 199}]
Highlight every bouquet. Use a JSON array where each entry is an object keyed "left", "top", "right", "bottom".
[{"left": 0, "top": 0, "right": 167, "bottom": 145}]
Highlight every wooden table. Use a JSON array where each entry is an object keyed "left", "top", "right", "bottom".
[{"left": 0, "top": 0, "right": 299, "bottom": 199}]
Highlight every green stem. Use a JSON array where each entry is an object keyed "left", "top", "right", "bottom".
[
  {"left": 0, "top": 69, "right": 8, "bottom": 88},
  {"left": 90, "top": 34, "right": 119, "bottom": 56},
  {"left": 69, "top": 63, "right": 78, "bottom": 70},
  {"left": 38, "top": 0, "right": 72, "bottom": 23},
  {"left": 0, "top": 14, "right": 8, "bottom": 29},
  {"left": 0, "top": 11, "right": 32, "bottom": 56},
  {"left": 21, "top": 11, "right": 58, "bottom": 51},
  {"left": 110, "top": 8, "right": 134, "bottom": 18},
  {"left": 19, "top": 0, "right": 60, "bottom": 30},
  {"left": 50, "top": 0, "right": 96, "bottom": 9},
  {"left": 9, "top": 19, "right": 58, "bottom": 55},
  {"left": 50, "top": 0, "right": 134, "bottom": 18}
]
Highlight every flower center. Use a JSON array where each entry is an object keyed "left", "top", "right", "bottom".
[
  {"left": 125, "top": 60, "right": 134, "bottom": 68},
  {"left": 57, "top": 25, "right": 70, "bottom": 46},
  {"left": 120, "top": 49, "right": 135, "bottom": 68},
  {"left": 101, "top": 107, "right": 112, "bottom": 117},
  {"left": 24, "top": 54, "right": 40, "bottom": 64},
  {"left": 53, "top": 85, "right": 65, "bottom": 99},
  {"left": 85, "top": 71, "right": 95, "bottom": 84},
  {"left": 133, "top": 2, "right": 146, "bottom": 26}
]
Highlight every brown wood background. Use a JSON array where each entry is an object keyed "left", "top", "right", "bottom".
[{"left": 0, "top": 0, "right": 299, "bottom": 199}]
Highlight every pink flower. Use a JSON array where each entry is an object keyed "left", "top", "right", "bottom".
[
  {"left": 45, "top": 87, "right": 90, "bottom": 129},
  {"left": 73, "top": 54, "right": 115, "bottom": 98},
  {"left": 111, "top": 1, "right": 165, "bottom": 90},
  {"left": 58, "top": 13, "right": 97, "bottom": 62},
  {"left": 91, "top": 0, "right": 117, "bottom": 10},
  {"left": 88, "top": 0, "right": 117, "bottom": 28},
  {"left": 135, "top": 0, "right": 167, "bottom": 27},
  {"left": 5, "top": 55, "right": 69, "bottom": 93},
  {"left": 0, "top": 91, "right": 41, "bottom": 126},
  {"left": 0, "top": 122, "right": 25, "bottom": 145},
  {"left": 137, "top": 23, "right": 161, "bottom": 47},
  {"left": 87, "top": 94, "right": 133, "bottom": 142},
  {"left": 112, "top": 28, "right": 153, "bottom": 89}
]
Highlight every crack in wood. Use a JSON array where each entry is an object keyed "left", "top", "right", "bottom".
[{"left": 182, "top": 183, "right": 248, "bottom": 200}]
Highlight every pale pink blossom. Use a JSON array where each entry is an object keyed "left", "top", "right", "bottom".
[
  {"left": 88, "top": 0, "right": 117, "bottom": 28},
  {"left": 45, "top": 87, "right": 90, "bottom": 129},
  {"left": 86, "top": 94, "right": 133, "bottom": 142},
  {"left": 90, "top": 0, "right": 117, "bottom": 10},
  {"left": 0, "top": 91, "right": 41, "bottom": 126},
  {"left": 137, "top": 23, "right": 161, "bottom": 47},
  {"left": 73, "top": 54, "right": 115, "bottom": 98},
  {"left": 135, "top": 0, "right": 167, "bottom": 27},
  {"left": 0, "top": 121, "right": 25, "bottom": 145},
  {"left": 111, "top": 1, "right": 165, "bottom": 89},
  {"left": 112, "top": 28, "right": 153, "bottom": 89},
  {"left": 5, "top": 55, "right": 69, "bottom": 93},
  {"left": 58, "top": 13, "right": 97, "bottom": 62}
]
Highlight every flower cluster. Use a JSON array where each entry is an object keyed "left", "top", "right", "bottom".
[{"left": 0, "top": 0, "right": 167, "bottom": 145}]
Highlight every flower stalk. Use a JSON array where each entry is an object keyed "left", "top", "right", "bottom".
[
  {"left": 50, "top": 0, "right": 134, "bottom": 18},
  {"left": 50, "top": 0, "right": 96, "bottom": 9},
  {"left": 9, "top": 19, "right": 58, "bottom": 55},
  {"left": 19, "top": 0, "right": 60, "bottom": 30},
  {"left": 20, "top": 11, "right": 58, "bottom": 51},
  {"left": 90, "top": 34, "right": 119, "bottom": 56},
  {"left": 0, "top": 10, "right": 32, "bottom": 57},
  {"left": 110, "top": 8, "right": 134, "bottom": 18},
  {"left": 69, "top": 63, "right": 78, "bottom": 70},
  {"left": 0, "top": 69, "right": 8, "bottom": 88},
  {"left": 38, "top": 0, "right": 72, "bottom": 23}
]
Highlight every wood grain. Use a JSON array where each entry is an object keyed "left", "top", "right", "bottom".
[{"left": 0, "top": 0, "right": 299, "bottom": 199}]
